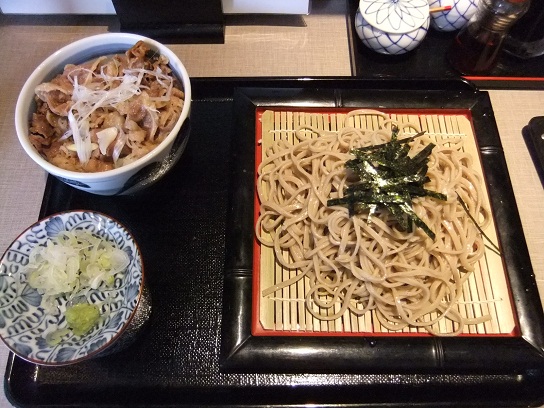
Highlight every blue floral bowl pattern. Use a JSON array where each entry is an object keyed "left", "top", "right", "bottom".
[
  {"left": 0, "top": 211, "right": 143, "bottom": 365},
  {"left": 429, "top": 0, "right": 480, "bottom": 32},
  {"left": 355, "top": 5, "right": 430, "bottom": 55}
]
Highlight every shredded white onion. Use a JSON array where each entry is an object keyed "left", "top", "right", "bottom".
[
  {"left": 124, "top": 67, "right": 174, "bottom": 102},
  {"left": 64, "top": 68, "right": 164, "bottom": 164}
]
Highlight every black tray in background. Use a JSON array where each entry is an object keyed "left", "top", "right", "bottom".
[
  {"left": 346, "top": 0, "right": 544, "bottom": 89},
  {"left": 5, "top": 78, "right": 544, "bottom": 408}
]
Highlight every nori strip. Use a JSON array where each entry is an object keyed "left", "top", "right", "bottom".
[{"left": 327, "top": 128, "right": 445, "bottom": 239}]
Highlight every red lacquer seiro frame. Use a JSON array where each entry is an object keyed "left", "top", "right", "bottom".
[{"left": 251, "top": 107, "right": 519, "bottom": 338}]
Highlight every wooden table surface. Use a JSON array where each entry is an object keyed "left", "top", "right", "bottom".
[{"left": 0, "top": 2, "right": 543, "bottom": 406}]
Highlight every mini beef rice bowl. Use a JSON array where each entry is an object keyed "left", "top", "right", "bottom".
[
  {"left": 29, "top": 40, "right": 185, "bottom": 173},
  {"left": 15, "top": 33, "right": 191, "bottom": 195}
]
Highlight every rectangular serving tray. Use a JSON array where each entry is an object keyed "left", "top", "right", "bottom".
[{"left": 5, "top": 78, "right": 544, "bottom": 408}]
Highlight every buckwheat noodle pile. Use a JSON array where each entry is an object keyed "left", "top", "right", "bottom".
[{"left": 256, "top": 110, "right": 492, "bottom": 336}]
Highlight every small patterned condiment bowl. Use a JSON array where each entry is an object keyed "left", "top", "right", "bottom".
[
  {"left": 0, "top": 210, "right": 151, "bottom": 366},
  {"left": 355, "top": 0, "right": 430, "bottom": 55},
  {"left": 429, "top": 0, "right": 480, "bottom": 32}
]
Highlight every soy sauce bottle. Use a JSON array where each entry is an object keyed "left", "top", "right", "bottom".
[{"left": 447, "top": 0, "right": 530, "bottom": 75}]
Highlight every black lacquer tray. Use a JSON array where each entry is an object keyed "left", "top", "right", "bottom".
[
  {"left": 346, "top": 0, "right": 544, "bottom": 89},
  {"left": 5, "top": 78, "right": 544, "bottom": 408}
]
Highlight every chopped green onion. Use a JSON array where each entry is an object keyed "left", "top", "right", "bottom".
[{"left": 26, "top": 230, "right": 130, "bottom": 337}]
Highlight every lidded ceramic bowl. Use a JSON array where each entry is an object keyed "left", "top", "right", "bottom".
[
  {"left": 355, "top": 0, "right": 430, "bottom": 55},
  {"left": 429, "top": 0, "right": 480, "bottom": 32}
]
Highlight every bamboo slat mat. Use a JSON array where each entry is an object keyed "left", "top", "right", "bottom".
[{"left": 256, "top": 109, "right": 516, "bottom": 336}]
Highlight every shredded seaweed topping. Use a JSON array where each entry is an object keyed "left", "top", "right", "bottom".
[
  {"left": 327, "top": 127, "right": 447, "bottom": 239},
  {"left": 456, "top": 192, "right": 501, "bottom": 255}
]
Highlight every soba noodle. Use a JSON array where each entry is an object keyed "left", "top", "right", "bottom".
[{"left": 256, "top": 110, "right": 492, "bottom": 336}]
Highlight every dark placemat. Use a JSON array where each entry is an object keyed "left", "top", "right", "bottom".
[
  {"left": 5, "top": 78, "right": 544, "bottom": 408},
  {"left": 346, "top": 0, "right": 544, "bottom": 89}
]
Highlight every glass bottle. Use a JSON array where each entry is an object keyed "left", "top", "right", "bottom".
[
  {"left": 447, "top": 0, "right": 530, "bottom": 75},
  {"left": 504, "top": 0, "right": 544, "bottom": 58}
]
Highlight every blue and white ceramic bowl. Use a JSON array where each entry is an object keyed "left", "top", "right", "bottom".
[
  {"left": 355, "top": 0, "right": 430, "bottom": 55},
  {"left": 429, "top": 0, "right": 480, "bottom": 32},
  {"left": 15, "top": 33, "right": 192, "bottom": 196},
  {"left": 0, "top": 211, "right": 146, "bottom": 365}
]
